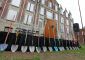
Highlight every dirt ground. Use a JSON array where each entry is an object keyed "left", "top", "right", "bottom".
[{"left": 0, "top": 51, "right": 85, "bottom": 60}]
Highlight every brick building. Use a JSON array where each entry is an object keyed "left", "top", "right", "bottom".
[{"left": 0, "top": 0, "right": 74, "bottom": 41}]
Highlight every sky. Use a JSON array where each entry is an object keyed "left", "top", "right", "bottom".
[{"left": 57, "top": 0, "right": 85, "bottom": 28}]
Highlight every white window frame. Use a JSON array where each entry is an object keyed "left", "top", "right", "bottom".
[
  {"left": 66, "top": 19, "right": 69, "bottom": 25},
  {"left": 46, "top": 11, "right": 53, "bottom": 19},
  {"left": 23, "top": 13, "right": 33, "bottom": 25},
  {"left": 55, "top": 4, "right": 58, "bottom": 11},
  {"left": 48, "top": 2, "right": 52, "bottom": 8},
  {"left": 55, "top": 13, "right": 58, "bottom": 20},
  {"left": 6, "top": 9, "right": 17, "bottom": 21},
  {"left": 11, "top": 0, "right": 21, "bottom": 7},
  {"left": 26, "top": 2, "right": 35, "bottom": 12},
  {"left": 61, "top": 17, "right": 64, "bottom": 23},
  {"left": 60, "top": 24, "right": 64, "bottom": 33},
  {"left": 40, "top": 7, "right": 45, "bottom": 15},
  {"left": 41, "top": 0, "right": 45, "bottom": 4}
]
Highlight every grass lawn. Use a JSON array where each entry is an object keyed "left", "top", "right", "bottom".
[{"left": 0, "top": 45, "right": 85, "bottom": 60}]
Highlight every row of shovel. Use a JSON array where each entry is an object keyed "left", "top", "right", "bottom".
[
  {"left": 0, "top": 43, "right": 80, "bottom": 53},
  {"left": 0, "top": 32, "right": 80, "bottom": 53}
]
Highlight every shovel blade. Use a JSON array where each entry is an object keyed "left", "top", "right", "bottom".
[
  {"left": 36, "top": 47, "right": 41, "bottom": 53},
  {"left": 66, "top": 47, "right": 69, "bottom": 50},
  {"left": 43, "top": 46, "right": 47, "bottom": 52},
  {"left": 29, "top": 46, "right": 35, "bottom": 53},
  {"left": 54, "top": 47, "right": 58, "bottom": 51},
  {"left": 0, "top": 44, "right": 8, "bottom": 51},
  {"left": 11, "top": 45, "right": 18, "bottom": 52},
  {"left": 48, "top": 47, "right": 53, "bottom": 52},
  {"left": 62, "top": 47, "right": 65, "bottom": 51},
  {"left": 59, "top": 47, "right": 63, "bottom": 51},
  {"left": 21, "top": 46, "right": 28, "bottom": 53}
]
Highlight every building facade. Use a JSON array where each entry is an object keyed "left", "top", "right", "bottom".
[{"left": 0, "top": 0, "right": 74, "bottom": 40}]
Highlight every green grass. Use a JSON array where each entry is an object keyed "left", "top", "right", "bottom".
[{"left": 0, "top": 45, "right": 85, "bottom": 60}]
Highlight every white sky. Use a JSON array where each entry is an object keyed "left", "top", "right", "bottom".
[{"left": 57, "top": 0, "right": 85, "bottom": 28}]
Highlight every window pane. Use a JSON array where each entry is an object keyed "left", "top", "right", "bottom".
[
  {"left": 47, "top": 11, "right": 53, "bottom": 19},
  {"left": 61, "top": 17, "right": 64, "bottom": 23},
  {"left": 40, "top": 7, "right": 44, "bottom": 15},
  {"left": 26, "top": 3, "right": 31, "bottom": 11},
  {"left": 66, "top": 20, "right": 69, "bottom": 25},
  {"left": 30, "top": 3, "right": 35, "bottom": 12},
  {"left": 66, "top": 12, "right": 68, "bottom": 17},
  {"left": 67, "top": 27, "right": 69, "bottom": 34},
  {"left": 48, "top": 2, "right": 52, "bottom": 8},
  {"left": 27, "top": 15, "right": 32, "bottom": 24},
  {"left": 11, "top": 0, "right": 21, "bottom": 7},
  {"left": 6, "top": 9, "right": 17, "bottom": 21},
  {"left": 55, "top": 14, "right": 58, "bottom": 20},
  {"left": 41, "top": 0, "right": 45, "bottom": 4},
  {"left": 60, "top": 24, "right": 64, "bottom": 33},
  {"left": 23, "top": 14, "right": 28, "bottom": 24},
  {"left": 55, "top": 5, "right": 58, "bottom": 11}
]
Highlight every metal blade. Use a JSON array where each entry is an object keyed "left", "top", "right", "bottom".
[
  {"left": 11, "top": 45, "right": 18, "bottom": 52},
  {"left": 0, "top": 44, "right": 8, "bottom": 51},
  {"left": 54, "top": 47, "right": 58, "bottom": 51},
  {"left": 36, "top": 47, "right": 41, "bottom": 53},
  {"left": 21, "top": 46, "right": 28, "bottom": 52},
  {"left": 43, "top": 46, "right": 47, "bottom": 52},
  {"left": 48, "top": 47, "right": 53, "bottom": 52},
  {"left": 29, "top": 46, "right": 35, "bottom": 53}
]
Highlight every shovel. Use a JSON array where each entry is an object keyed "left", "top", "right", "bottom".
[
  {"left": 0, "top": 23, "right": 12, "bottom": 51},
  {"left": 21, "top": 30, "right": 28, "bottom": 53},
  {"left": 69, "top": 40, "right": 72, "bottom": 50},
  {"left": 36, "top": 35, "right": 41, "bottom": 53},
  {"left": 29, "top": 32, "right": 35, "bottom": 53},
  {"left": 61, "top": 39, "right": 65, "bottom": 51},
  {"left": 58, "top": 39, "right": 63, "bottom": 51},
  {"left": 48, "top": 26, "right": 53, "bottom": 52},
  {"left": 42, "top": 21, "right": 47, "bottom": 52},
  {"left": 52, "top": 26, "right": 58, "bottom": 51},
  {"left": 42, "top": 36, "right": 47, "bottom": 52},
  {"left": 66, "top": 40, "right": 69, "bottom": 50},
  {"left": 11, "top": 31, "right": 20, "bottom": 52}
]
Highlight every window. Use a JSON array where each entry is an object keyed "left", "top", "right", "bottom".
[
  {"left": 23, "top": 13, "right": 33, "bottom": 25},
  {"left": 6, "top": 9, "right": 17, "bottom": 21},
  {"left": 61, "top": 17, "right": 64, "bottom": 23},
  {"left": 66, "top": 12, "right": 68, "bottom": 17},
  {"left": 59, "top": 7, "right": 63, "bottom": 14},
  {"left": 11, "top": 0, "right": 21, "bottom": 7},
  {"left": 23, "top": 14, "right": 28, "bottom": 24},
  {"left": 39, "top": 20, "right": 43, "bottom": 28},
  {"left": 27, "top": 15, "right": 32, "bottom": 24},
  {"left": 55, "top": 5, "right": 58, "bottom": 11},
  {"left": 55, "top": 14, "right": 58, "bottom": 20},
  {"left": 47, "top": 11, "right": 53, "bottom": 19},
  {"left": 26, "top": 3, "right": 35, "bottom": 12},
  {"left": 66, "top": 26, "right": 69, "bottom": 34},
  {"left": 60, "top": 24, "right": 64, "bottom": 33},
  {"left": 41, "top": 0, "right": 45, "bottom": 4},
  {"left": 40, "top": 7, "right": 44, "bottom": 15},
  {"left": 66, "top": 20, "right": 69, "bottom": 25},
  {"left": 26, "top": 2, "right": 30, "bottom": 10},
  {"left": 48, "top": 2, "right": 52, "bottom": 8},
  {"left": 30, "top": 3, "right": 35, "bottom": 12},
  {"left": 32, "top": 0, "right": 35, "bottom": 1},
  {"left": 71, "top": 22, "right": 73, "bottom": 27}
]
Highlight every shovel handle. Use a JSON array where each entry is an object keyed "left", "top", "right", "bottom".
[{"left": 4, "top": 23, "right": 12, "bottom": 44}]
